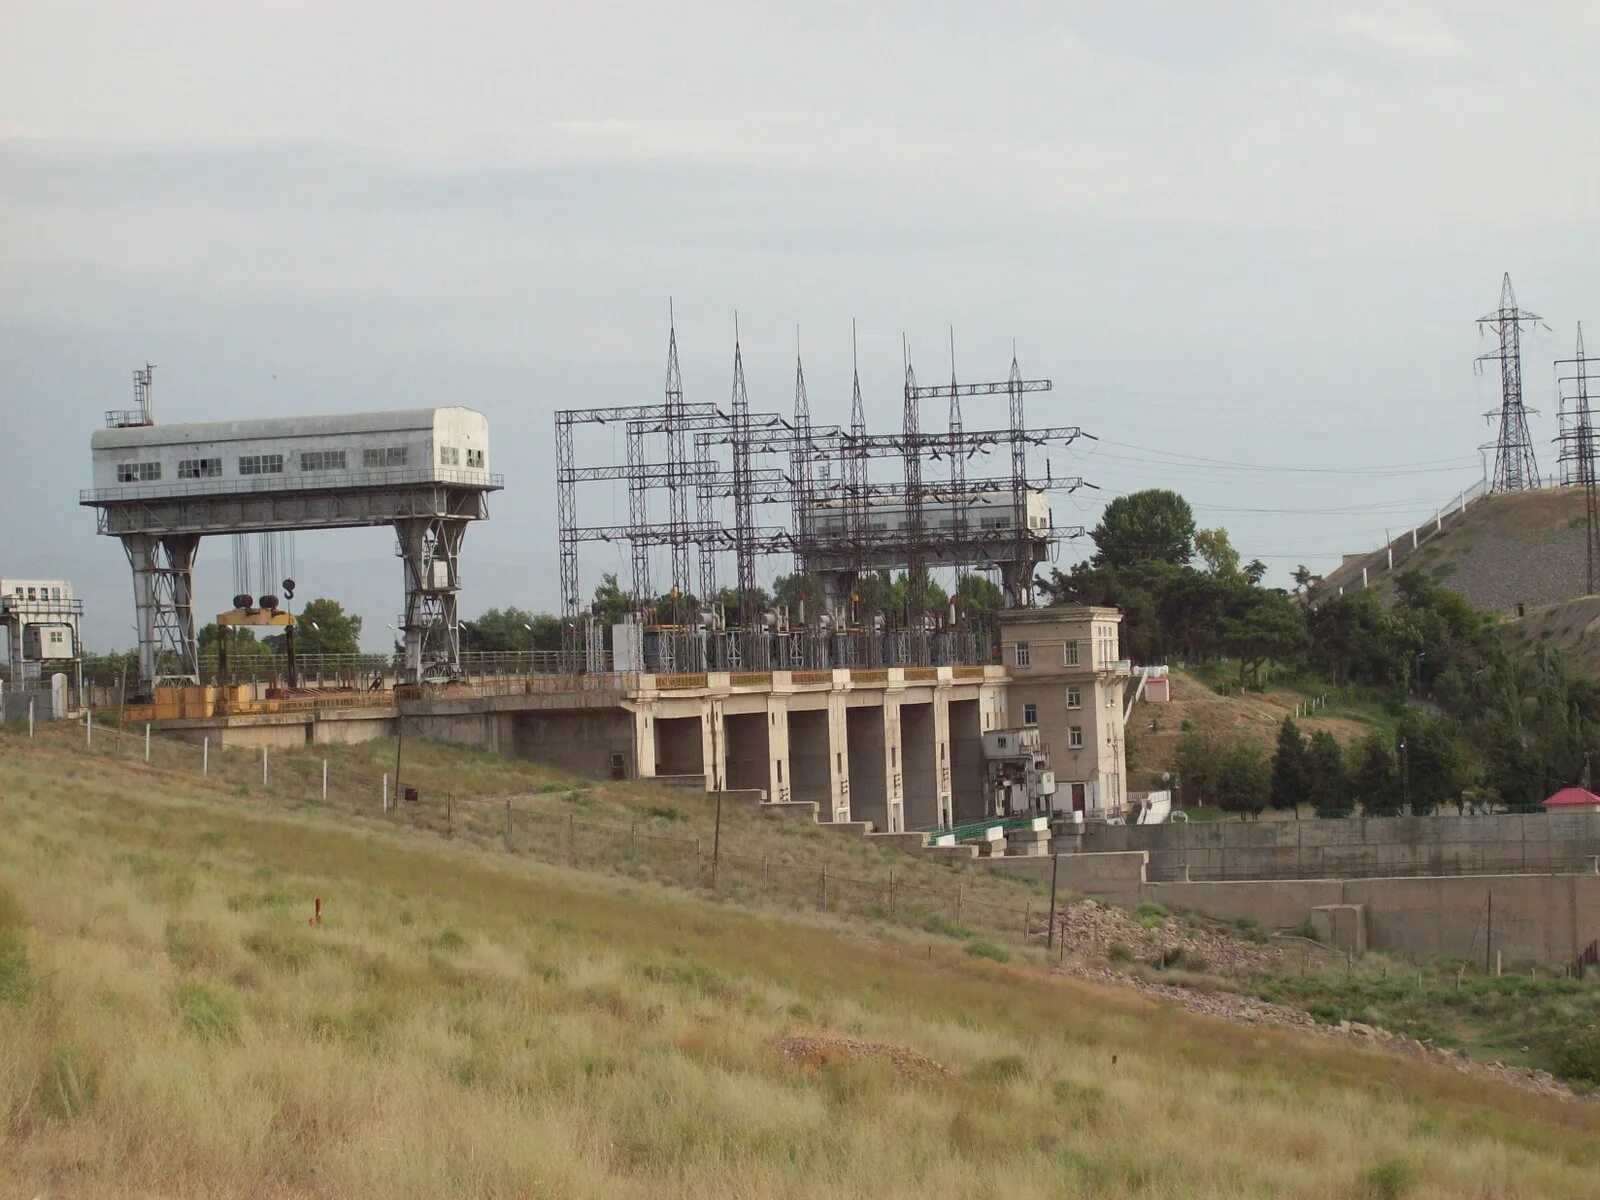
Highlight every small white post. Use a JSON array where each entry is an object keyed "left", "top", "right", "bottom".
[
  {"left": 203, "top": 737, "right": 209, "bottom": 775},
  {"left": 1386, "top": 544, "right": 1393, "bottom": 569},
  {"left": 1411, "top": 527, "right": 1418, "bottom": 549},
  {"left": 262, "top": 746, "right": 268, "bottom": 787},
  {"left": 144, "top": 723, "right": 151, "bottom": 763},
  {"left": 1361, "top": 567, "right": 1369, "bottom": 588},
  {"left": 1435, "top": 509, "right": 1442, "bottom": 532},
  {"left": 382, "top": 772, "right": 389, "bottom": 811},
  {"left": 28, "top": 698, "right": 34, "bottom": 739},
  {"left": 322, "top": 758, "right": 328, "bottom": 802},
  {"left": 86, "top": 706, "right": 92, "bottom": 747}
]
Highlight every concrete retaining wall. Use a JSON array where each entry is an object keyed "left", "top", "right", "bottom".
[
  {"left": 1077, "top": 812, "right": 1600, "bottom": 879},
  {"left": 1144, "top": 871, "right": 1600, "bottom": 966},
  {"left": 977, "top": 851, "right": 1149, "bottom": 901}
]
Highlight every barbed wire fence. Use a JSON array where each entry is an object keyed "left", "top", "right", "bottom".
[{"left": 37, "top": 714, "right": 1072, "bottom": 956}]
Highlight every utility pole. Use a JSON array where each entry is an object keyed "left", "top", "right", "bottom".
[
  {"left": 1399, "top": 737, "right": 1411, "bottom": 816},
  {"left": 1476, "top": 273, "right": 1544, "bottom": 493}
]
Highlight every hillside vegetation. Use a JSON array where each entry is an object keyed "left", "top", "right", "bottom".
[
  {"left": 1130, "top": 667, "right": 1383, "bottom": 791},
  {"left": 5, "top": 731, "right": 1600, "bottom": 1197}
]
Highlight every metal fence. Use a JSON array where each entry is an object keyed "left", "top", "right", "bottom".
[{"left": 42, "top": 716, "right": 1075, "bottom": 956}]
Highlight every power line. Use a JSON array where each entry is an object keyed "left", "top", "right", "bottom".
[{"left": 1087, "top": 440, "right": 1480, "bottom": 477}]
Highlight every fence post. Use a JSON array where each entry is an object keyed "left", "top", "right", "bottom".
[
  {"left": 86, "top": 706, "right": 92, "bottom": 748},
  {"left": 1048, "top": 852, "right": 1060, "bottom": 950},
  {"left": 145, "top": 723, "right": 151, "bottom": 763},
  {"left": 203, "top": 737, "right": 209, "bottom": 776},
  {"left": 382, "top": 772, "right": 389, "bottom": 811},
  {"left": 888, "top": 868, "right": 895, "bottom": 916},
  {"left": 820, "top": 866, "right": 828, "bottom": 908},
  {"left": 570, "top": 813, "right": 578, "bottom": 861},
  {"left": 262, "top": 746, "right": 268, "bottom": 787},
  {"left": 28, "top": 698, "right": 34, "bottom": 738},
  {"left": 322, "top": 759, "right": 328, "bottom": 802},
  {"left": 1023, "top": 900, "right": 1031, "bottom": 942},
  {"left": 505, "top": 796, "right": 512, "bottom": 845},
  {"left": 630, "top": 822, "right": 637, "bottom": 859},
  {"left": 447, "top": 797, "right": 453, "bottom": 837},
  {"left": 955, "top": 883, "right": 963, "bottom": 927},
  {"left": 763, "top": 854, "right": 769, "bottom": 894}
]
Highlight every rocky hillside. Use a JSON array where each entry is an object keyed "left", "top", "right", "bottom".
[{"left": 1316, "top": 487, "right": 1591, "bottom": 615}]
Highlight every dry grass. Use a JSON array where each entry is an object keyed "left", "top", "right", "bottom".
[{"left": 3, "top": 737, "right": 1600, "bottom": 1197}]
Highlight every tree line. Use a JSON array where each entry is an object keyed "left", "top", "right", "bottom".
[{"left": 1050, "top": 488, "right": 1600, "bottom": 814}]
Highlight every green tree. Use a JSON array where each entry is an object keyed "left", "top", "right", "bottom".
[
  {"left": 1216, "top": 744, "right": 1271, "bottom": 819},
  {"left": 1307, "top": 730, "right": 1352, "bottom": 817},
  {"left": 590, "top": 574, "right": 633, "bottom": 630},
  {"left": 462, "top": 607, "right": 564, "bottom": 653},
  {"left": 1172, "top": 728, "right": 1226, "bottom": 807},
  {"left": 1269, "top": 717, "right": 1311, "bottom": 810},
  {"left": 772, "top": 573, "right": 822, "bottom": 619},
  {"left": 1352, "top": 733, "right": 1400, "bottom": 816},
  {"left": 1194, "top": 527, "right": 1241, "bottom": 577},
  {"left": 1397, "top": 712, "right": 1461, "bottom": 816},
  {"left": 1290, "top": 564, "right": 1317, "bottom": 609},
  {"left": 955, "top": 573, "right": 1005, "bottom": 627},
  {"left": 1090, "top": 489, "right": 1196, "bottom": 568},
  {"left": 1220, "top": 589, "right": 1308, "bottom": 688},
  {"left": 198, "top": 624, "right": 272, "bottom": 667},
  {"left": 294, "top": 599, "right": 362, "bottom": 656}
]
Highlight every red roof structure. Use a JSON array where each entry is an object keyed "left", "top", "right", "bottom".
[{"left": 1542, "top": 787, "right": 1600, "bottom": 809}]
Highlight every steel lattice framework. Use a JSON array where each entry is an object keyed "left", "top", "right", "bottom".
[
  {"left": 554, "top": 316, "right": 1096, "bottom": 667},
  {"left": 1556, "top": 323, "right": 1599, "bottom": 592},
  {"left": 1477, "top": 273, "right": 1544, "bottom": 493}
]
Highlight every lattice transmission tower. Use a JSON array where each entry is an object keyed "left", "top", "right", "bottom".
[
  {"left": 1476, "top": 273, "right": 1544, "bottom": 492},
  {"left": 1556, "top": 323, "right": 1600, "bottom": 592}
]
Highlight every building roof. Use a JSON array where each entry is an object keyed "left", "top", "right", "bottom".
[
  {"left": 998, "top": 604, "right": 1122, "bottom": 626},
  {"left": 1542, "top": 787, "right": 1600, "bottom": 808},
  {"left": 91, "top": 406, "right": 485, "bottom": 450}
]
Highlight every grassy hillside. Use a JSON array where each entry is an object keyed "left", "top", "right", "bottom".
[
  {"left": 1317, "top": 487, "right": 1590, "bottom": 615},
  {"left": 5, "top": 732, "right": 1600, "bottom": 1196},
  {"left": 1130, "top": 667, "right": 1389, "bottom": 791},
  {"left": 1502, "top": 595, "right": 1600, "bottom": 677}
]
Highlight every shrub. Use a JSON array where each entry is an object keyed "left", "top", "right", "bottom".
[
  {"left": 1360, "top": 1157, "right": 1417, "bottom": 1200},
  {"left": 41, "top": 1044, "right": 101, "bottom": 1120},
  {"left": 970, "top": 1054, "right": 1030, "bottom": 1083},
  {"left": 964, "top": 940, "right": 1011, "bottom": 964},
  {"left": 1555, "top": 1034, "right": 1600, "bottom": 1084},
  {"left": 1107, "top": 942, "right": 1133, "bottom": 964},
  {"left": 644, "top": 804, "right": 687, "bottom": 822},
  {"left": 1134, "top": 901, "right": 1169, "bottom": 920},
  {"left": 174, "top": 980, "right": 243, "bottom": 1042},
  {"left": 242, "top": 928, "right": 315, "bottom": 972}
]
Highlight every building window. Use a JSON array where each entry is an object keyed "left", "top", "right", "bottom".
[
  {"left": 178, "top": 457, "right": 222, "bottom": 479},
  {"left": 1064, "top": 641, "right": 1079, "bottom": 666},
  {"left": 363, "top": 446, "right": 408, "bottom": 468},
  {"left": 466, "top": 448, "right": 485, "bottom": 468},
  {"left": 51, "top": 587, "right": 61, "bottom": 600},
  {"left": 1023, "top": 703, "right": 1038, "bottom": 725},
  {"left": 1066, "top": 685, "right": 1081, "bottom": 709},
  {"left": 117, "top": 461, "right": 162, "bottom": 482},
  {"left": 300, "top": 449, "right": 348, "bottom": 472},
  {"left": 1014, "top": 642, "right": 1031, "bottom": 667},
  {"left": 238, "top": 454, "right": 284, "bottom": 475},
  {"left": 1068, "top": 725, "right": 1084, "bottom": 749},
  {"left": 439, "top": 445, "right": 460, "bottom": 466}
]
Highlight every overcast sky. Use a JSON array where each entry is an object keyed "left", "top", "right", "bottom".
[{"left": 2, "top": 1, "right": 1596, "bottom": 651}]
